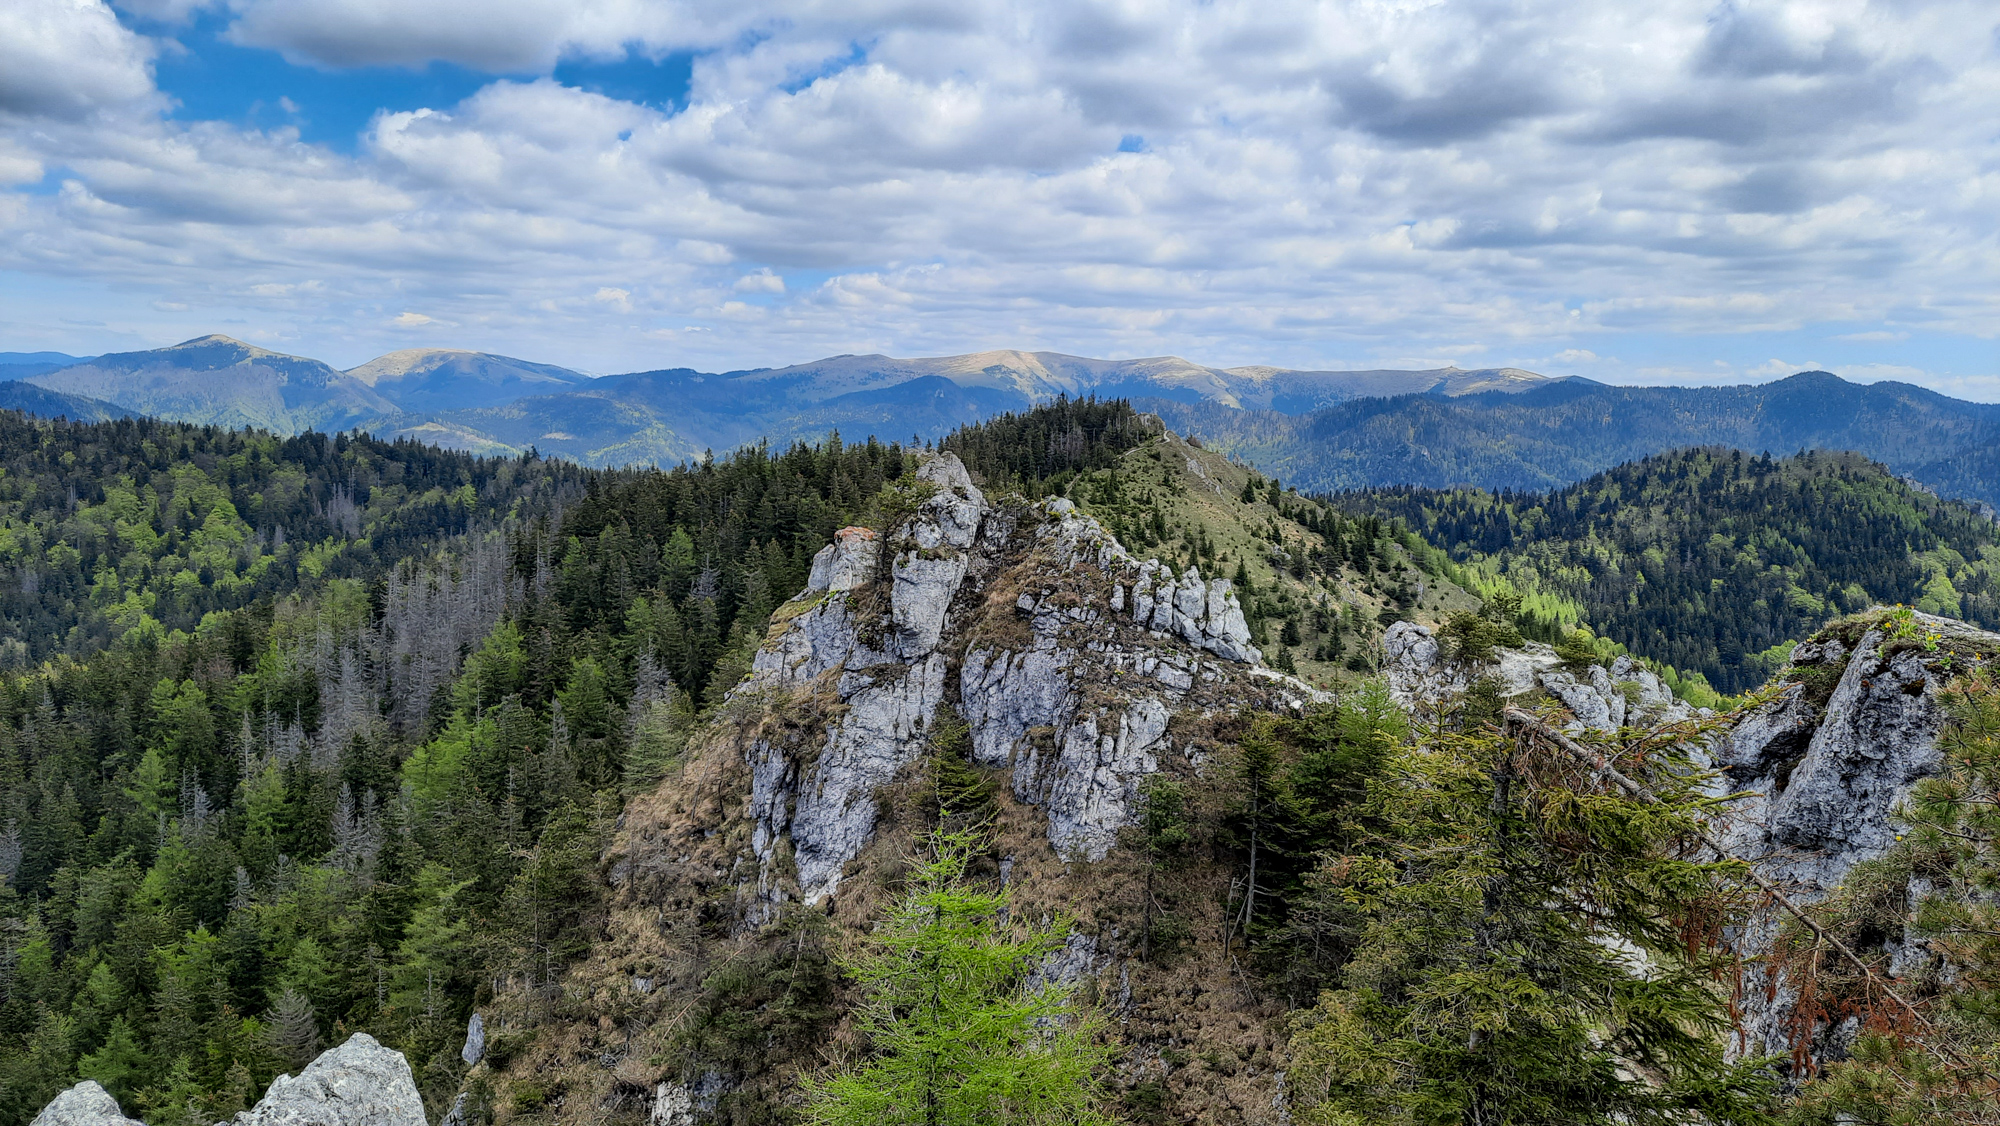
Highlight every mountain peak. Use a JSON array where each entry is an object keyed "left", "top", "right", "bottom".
[{"left": 167, "top": 334, "right": 282, "bottom": 358}]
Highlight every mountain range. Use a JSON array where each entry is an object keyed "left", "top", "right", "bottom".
[
  {"left": 1147, "top": 372, "right": 2000, "bottom": 509},
  {"left": 6, "top": 334, "right": 1999, "bottom": 510},
  {"left": 2, "top": 335, "right": 1550, "bottom": 460}
]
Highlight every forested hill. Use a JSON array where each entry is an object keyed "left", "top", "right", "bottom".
[
  {"left": 0, "top": 409, "right": 911, "bottom": 1123},
  {"left": 1340, "top": 447, "right": 2000, "bottom": 693},
  {"left": 0, "top": 414, "right": 586, "bottom": 666},
  {"left": 1147, "top": 371, "right": 2000, "bottom": 510}
]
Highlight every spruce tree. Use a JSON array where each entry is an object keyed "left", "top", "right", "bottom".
[
  {"left": 803, "top": 828, "right": 1115, "bottom": 1126},
  {"left": 1287, "top": 710, "right": 1778, "bottom": 1126}
]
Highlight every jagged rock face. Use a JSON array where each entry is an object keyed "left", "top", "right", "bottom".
[
  {"left": 29, "top": 1082, "right": 144, "bottom": 1126},
  {"left": 741, "top": 452, "right": 1317, "bottom": 905},
  {"left": 1380, "top": 619, "right": 1693, "bottom": 732},
  {"left": 1717, "top": 627, "right": 1948, "bottom": 889},
  {"left": 1715, "top": 614, "right": 2000, "bottom": 1061},
  {"left": 232, "top": 1032, "right": 426, "bottom": 1126}
]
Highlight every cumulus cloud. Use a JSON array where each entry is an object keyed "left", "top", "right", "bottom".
[
  {"left": 0, "top": 0, "right": 1993, "bottom": 385},
  {"left": 0, "top": 0, "right": 156, "bottom": 120}
]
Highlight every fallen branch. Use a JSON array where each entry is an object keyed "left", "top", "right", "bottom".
[{"left": 1501, "top": 705, "right": 1935, "bottom": 1034}]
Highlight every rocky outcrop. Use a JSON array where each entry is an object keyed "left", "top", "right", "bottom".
[
  {"left": 1714, "top": 612, "right": 2000, "bottom": 1061},
  {"left": 459, "top": 1011, "right": 484, "bottom": 1066},
  {"left": 29, "top": 1083, "right": 144, "bottom": 1126},
  {"left": 740, "top": 452, "right": 1317, "bottom": 905},
  {"left": 33, "top": 1033, "right": 425, "bottom": 1126},
  {"left": 232, "top": 1033, "right": 425, "bottom": 1126},
  {"left": 1382, "top": 610, "right": 2000, "bottom": 1066},
  {"left": 1381, "top": 619, "right": 1695, "bottom": 732}
]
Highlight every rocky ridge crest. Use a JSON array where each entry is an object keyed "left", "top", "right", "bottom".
[
  {"left": 1380, "top": 618, "right": 1697, "bottom": 732},
  {"left": 741, "top": 451, "right": 1319, "bottom": 908}
]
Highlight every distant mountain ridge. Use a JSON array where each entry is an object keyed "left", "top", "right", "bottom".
[
  {"left": 346, "top": 347, "right": 592, "bottom": 413},
  {"left": 0, "top": 350, "right": 96, "bottom": 382},
  {"left": 1150, "top": 372, "right": 2000, "bottom": 509},
  {"left": 27, "top": 335, "right": 393, "bottom": 434},
  {"left": 8, "top": 335, "right": 2000, "bottom": 512},
  {"left": 2, "top": 335, "right": 1558, "bottom": 466},
  {"left": 406, "top": 352, "right": 1553, "bottom": 464}
]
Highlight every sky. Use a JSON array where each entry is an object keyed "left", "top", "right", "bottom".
[{"left": 0, "top": 0, "right": 1995, "bottom": 397}]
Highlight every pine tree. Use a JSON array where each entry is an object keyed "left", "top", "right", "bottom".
[
  {"left": 1130, "top": 775, "right": 1193, "bottom": 964},
  {"left": 802, "top": 828, "right": 1116, "bottom": 1126},
  {"left": 75, "top": 1017, "right": 149, "bottom": 1101}
]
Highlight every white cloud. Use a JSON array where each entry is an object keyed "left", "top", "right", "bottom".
[
  {"left": 0, "top": 0, "right": 1994, "bottom": 383},
  {"left": 0, "top": 0, "right": 157, "bottom": 120},
  {"left": 392, "top": 311, "right": 435, "bottom": 326}
]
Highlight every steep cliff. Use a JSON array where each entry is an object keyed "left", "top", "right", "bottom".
[
  {"left": 465, "top": 450, "right": 1352, "bottom": 1124},
  {"left": 1714, "top": 610, "right": 2000, "bottom": 1063}
]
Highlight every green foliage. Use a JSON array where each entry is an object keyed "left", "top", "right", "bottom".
[
  {"left": 1286, "top": 712, "right": 1779, "bottom": 1126},
  {"left": 802, "top": 828, "right": 1116, "bottom": 1126},
  {"left": 940, "top": 396, "right": 1159, "bottom": 496},
  {"left": 0, "top": 414, "right": 579, "bottom": 667},
  {"left": 679, "top": 911, "right": 840, "bottom": 1115},
  {"left": 1129, "top": 774, "right": 1195, "bottom": 965},
  {"left": 0, "top": 412, "right": 911, "bottom": 1121},
  {"left": 924, "top": 708, "right": 997, "bottom": 831},
  {"left": 1438, "top": 598, "right": 1526, "bottom": 666},
  {"left": 1342, "top": 448, "right": 2000, "bottom": 693}
]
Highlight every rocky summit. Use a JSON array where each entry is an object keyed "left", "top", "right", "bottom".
[{"left": 738, "top": 451, "right": 1316, "bottom": 907}]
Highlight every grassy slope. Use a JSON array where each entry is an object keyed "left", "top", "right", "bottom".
[{"left": 1055, "top": 430, "right": 1482, "bottom": 692}]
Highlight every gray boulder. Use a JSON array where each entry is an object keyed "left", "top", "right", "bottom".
[
  {"left": 459, "top": 1011, "right": 484, "bottom": 1066},
  {"left": 30, "top": 1082, "right": 143, "bottom": 1126},
  {"left": 233, "top": 1033, "right": 425, "bottom": 1126}
]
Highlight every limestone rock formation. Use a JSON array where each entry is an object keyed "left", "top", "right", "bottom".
[
  {"left": 459, "top": 1011, "right": 484, "bottom": 1066},
  {"left": 231, "top": 1032, "right": 426, "bottom": 1126},
  {"left": 1380, "top": 619, "right": 1694, "bottom": 732},
  {"left": 1382, "top": 610, "right": 2000, "bottom": 1066},
  {"left": 29, "top": 1082, "right": 144, "bottom": 1126},
  {"left": 32, "top": 1033, "right": 426, "bottom": 1126},
  {"left": 740, "top": 451, "right": 1319, "bottom": 907},
  {"left": 1715, "top": 612, "right": 2000, "bottom": 1060}
]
